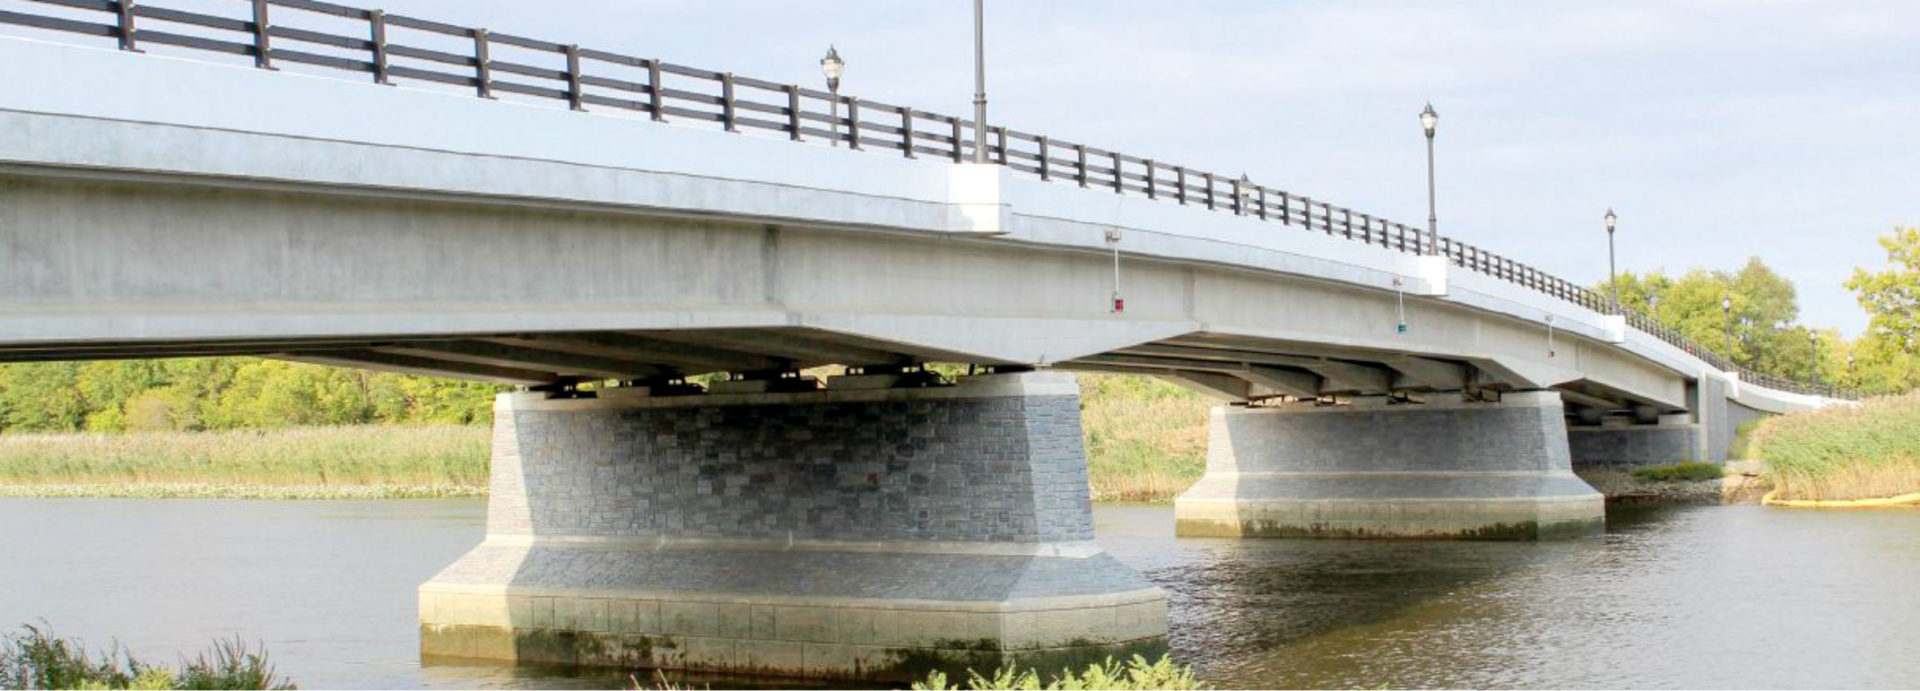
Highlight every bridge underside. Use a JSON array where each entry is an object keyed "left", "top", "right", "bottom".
[{"left": 0, "top": 325, "right": 1670, "bottom": 421}]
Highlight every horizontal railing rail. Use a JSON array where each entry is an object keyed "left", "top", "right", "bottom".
[{"left": 0, "top": 0, "right": 1856, "bottom": 400}]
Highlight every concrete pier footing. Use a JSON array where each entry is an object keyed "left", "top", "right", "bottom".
[
  {"left": 1174, "top": 390, "right": 1604, "bottom": 540},
  {"left": 418, "top": 372, "right": 1166, "bottom": 682}
]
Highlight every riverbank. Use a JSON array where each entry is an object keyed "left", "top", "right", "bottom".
[
  {"left": 1576, "top": 461, "right": 1769, "bottom": 505},
  {"left": 0, "top": 374, "right": 1216, "bottom": 501},
  {"left": 1751, "top": 391, "right": 1920, "bottom": 502}
]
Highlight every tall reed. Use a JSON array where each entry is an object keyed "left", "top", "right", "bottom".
[
  {"left": 0, "top": 425, "right": 487, "bottom": 488},
  {"left": 1751, "top": 392, "right": 1920, "bottom": 501}
]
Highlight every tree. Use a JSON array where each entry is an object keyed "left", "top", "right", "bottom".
[
  {"left": 1598, "top": 257, "right": 1801, "bottom": 375},
  {"left": 1845, "top": 227, "right": 1920, "bottom": 393}
]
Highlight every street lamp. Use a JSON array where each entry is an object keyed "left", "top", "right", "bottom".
[
  {"left": 820, "top": 45, "right": 845, "bottom": 146},
  {"left": 1237, "top": 173, "right": 1256, "bottom": 215},
  {"left": 1648, "top": 290, "right": 1659, "bottom": 321},
  {"left": 972, "top": 0, "right": 988, "bottom": 164},
  {"left": 1722, "top": 295, "right": 1734, "bottom": 362},
  {"left": 1420, "top": 102, "right": 1439, "bottom": 255},
  {"left": 1604, "top": 208, "right": 1618, "bottom": 313},
  {"left": 1810, "top": 330, "right": 1821, "bottom": 387}
]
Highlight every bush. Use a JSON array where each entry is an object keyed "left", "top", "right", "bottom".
[
  {"left": 0, "top": 624, "right": 294, "bottom": 690},
  {"left": 1630, "top": 462, "right": 1725, "bottom": 482},
  {"left": 913, "top": 654, "right": 1206, "bottom": 691}
]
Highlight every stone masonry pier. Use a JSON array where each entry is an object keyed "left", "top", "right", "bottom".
[
  {"left": 1174, "top": 391, "right": 1604, "bottom": 540},
  {"left": 418, "top": 372, "right": 1166, "bottom": 682}
]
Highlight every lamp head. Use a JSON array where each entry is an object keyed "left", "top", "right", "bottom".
[
  {"left": 1604, "top": 208, "right": 1617, "bottom": 233},
  {"left": 820, "top": 45, "right": 844, "bottom": 91},
  {"left": 1419, "top": 102, "right": 1438, "bottom": 138}
]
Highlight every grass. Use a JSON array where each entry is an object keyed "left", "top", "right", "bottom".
[
  {"left": 0, "top": 425, "right": 488, "bottom": 491},
  {"left": 1077, "top": 374, "right": 1213, "bottom": 503},
  {"left": 0, "top": 623, "right": 294, "bottom": 690},
  {"left": 1630, "top": 462, "right": 1725, "bottom": 482},
  {"left": 0, "top": 373, "right": 1214, "bottom": 503},
  {"left": 1751, "top": 391, "right": 1920, "bottom": 501},
  {"left": 913, "top": 654, "right": 1206, "bottom": 690}
]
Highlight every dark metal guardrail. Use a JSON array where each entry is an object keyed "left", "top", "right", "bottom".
[{"left": 0, "top": 0, "right": 1857, "bottom": 400}]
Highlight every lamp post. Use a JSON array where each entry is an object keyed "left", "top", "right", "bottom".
[
  {"left": 1722, "top": 295, "right": 1734, "bottom": 363},
  {"left": 820, "top": 46, "right": 844, "bottom": 147},
  {"left": 1604, "top": 208, "right": 1618, "bottom": 313},
  {"left": 1420, "top": 102, "right": 1439, "bottom": 255},
  {"left": 1810, "top": 330, "right": 1821, "bottom": 387},
  {"left": 972, "top": 0, "right": 988, "bottom": 164}
]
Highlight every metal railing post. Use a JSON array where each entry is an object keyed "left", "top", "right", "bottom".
[
  {"left": 786, "top": 85, "right": 803, "bottom": 141},
  {"left": 1111, "top": 152, "right": 1123, "bottom": 193},
  {"left": 846, "top": 97, "right": 862, "bottom": 150},
  {"left": 1076, "top": 144, "right": 1087, "bottom": 187},
  {"left": 720, "top": 72, "right": 738, "bottom": 132},
  {"left": 473, "top": 29, "right": 493, "bottom": 98},
  {"left": 1175, "top": 167, "right": 1186, "bottom": 205},
  {"left": 565, "top": 45, "right": 584, "bottom": 111},
  {"left": 369, "top": 9, "right": 390, "bottom": 84},
  {"left": 646, "top": 59, "right": 665, "bottom": 121},
  {"left": 250, "top": 0, "right": 274, "bottom": 69},
  {"left": 949, "top": 117, "right": 963, "bottom": 161},
  {"left": 1037, "top": 136, "right": 1049, "bottom": 180},
  {"left": 1145, "top": 160, "right": 1156, "bottom": 199},
  {"left": 115, "top": 0, "right": 139, "bottom": 51},
  {"left": 900, "top": 108, "right": 915, "bottom": 158}
]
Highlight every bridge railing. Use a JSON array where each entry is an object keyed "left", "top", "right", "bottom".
[{"left": 0, "top": 0, "right": 1857, "bottom": 400}]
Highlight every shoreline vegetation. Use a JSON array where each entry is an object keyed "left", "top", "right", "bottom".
[
  {"left": 0, "top": 373, "right": 1215, "bottom": 502},
  {"left": 1751, "top": 391, "right": 1920, "bottom": 503},
  {"left": 0, "top": 624, "right": 293, "bottom": 690},
  {"left": 4, "top": 373, "right": 1915, "bottom": 508}
]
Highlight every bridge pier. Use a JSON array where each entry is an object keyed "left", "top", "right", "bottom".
[
  {"left": 1174, "top": 391, "right": 1604, "bottom": 540},
  {"left": 418, "top": 372, "right": 1166, "bottom": 682}
]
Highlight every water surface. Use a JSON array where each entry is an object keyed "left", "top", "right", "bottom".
[{"left": 2, "top": 499, "right": 1916, "bottom": 688}]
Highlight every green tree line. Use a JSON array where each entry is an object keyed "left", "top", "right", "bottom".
[
  {"left": 0, "top": 358, "right": 500, "bottom": 434},
  {"left": 1597, "top": 227, "right": 1920, "bottom": 395}
]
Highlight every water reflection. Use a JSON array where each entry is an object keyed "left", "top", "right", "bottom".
[{"left": 1, "top": 499, "right": 1916, "bottom": 689}]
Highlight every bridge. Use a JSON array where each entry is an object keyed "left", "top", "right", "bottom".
[{"left": 0, "top": 0, "right": 1847, "bottom": 682}]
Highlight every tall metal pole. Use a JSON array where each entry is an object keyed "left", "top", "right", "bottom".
[
  {"left": 1607, "top": 228, "right": 1617, "bottom": 313},
  {"left": 1424, "top": 132, "right": 1437, "bottom": 255},
  {"left": 972, "top": 0, "right": 988, "bottom": 164},
  {"left": 1723, "top": 296, "right": 1733, "bottom": 364}
]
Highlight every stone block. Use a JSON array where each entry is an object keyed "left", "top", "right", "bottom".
[
  {"left": 774, "top": 605, "right": 835, "bottom": 643},
  {"left": 718, "top": 603, "right": 752, "bottom": 639},
  {"left": 737, "top": 639, "right": 802, "bottom": 673},
  {"left": 662, "top": 601, "right": 720, "bottom": 637}
]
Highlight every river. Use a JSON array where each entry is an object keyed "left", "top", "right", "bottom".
[{"left": 1, "top": 499, "right": 1916, "bottom": 689}]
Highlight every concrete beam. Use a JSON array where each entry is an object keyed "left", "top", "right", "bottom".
[
  {"left": 1159, "top": 371, "right": 1252, "bottom": 401},
  {"left": 638, "top": 329, "right": 907, "bottom": 368},
  {"left": 1117, "top": 344, "right": 1393, "bottom": 395},
  {"left": 1295, "top": 359, "right": 1394, "bottom": 395},
  {"left": 273, "top": 350, "right": 562, "bottom": 385},
  {"left": 1236, "top": 365, "right": 1322, "bottom": 399},
  {"left": 1381, "top": 356, "right": 1470, "bottom": 391},
  {"left": 377, "top": 341, "right": 666, "bottom": 380},
  {"left": 483, "top": 333, "right": 780, "bottom": 374}
]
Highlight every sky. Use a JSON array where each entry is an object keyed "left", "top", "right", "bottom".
[{"left": 15, "top": 0, "right": 1917, "bottom": 334}]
